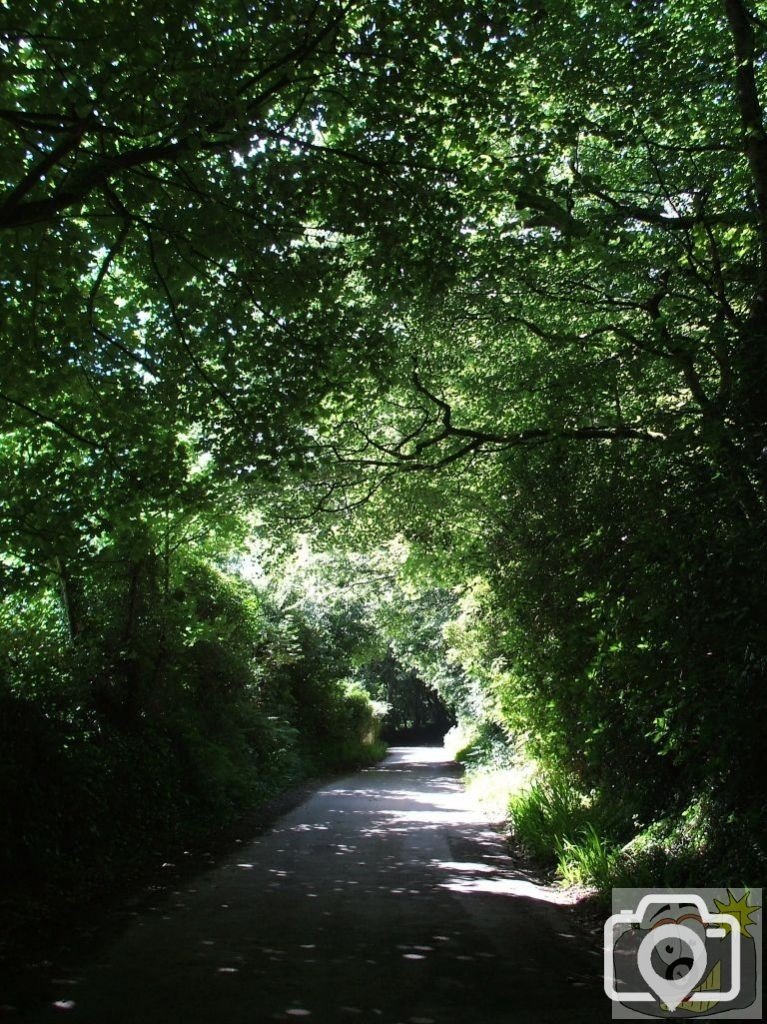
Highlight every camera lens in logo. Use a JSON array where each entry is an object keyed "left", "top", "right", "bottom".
[{"left": 637, "top": 923, "right": 709, "bottom": 1012}]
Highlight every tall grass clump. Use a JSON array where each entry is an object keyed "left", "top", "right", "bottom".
[
  {"left": 507, "top": 772, "right": 626, "bottom": 891},
  {"left": 555, "top": 823, "right": 621, "bottom": 890},
  {"left": 507, "top": 775, "right": 588, "bottom": 861}
]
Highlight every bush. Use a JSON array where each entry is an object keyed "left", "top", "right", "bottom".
[
  {"left": 0, "top": 553, "right": 389, "bottom": 892},
  {"left": 444, "top": 720, "right": 513, "bottom": 769}
]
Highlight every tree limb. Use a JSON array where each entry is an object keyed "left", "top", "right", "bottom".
[
  {"left": 0, "top": 9, "right": 346, "bottom": 232},
  {"left": 0, "top": 116, "right": 91, "bottom": 218},
  {"left": 344, "top": 373, "right": 666, "bottom": 473},
  {"left": 723, "top": 0, "right": 767, "bottom": 305},
  {"left": 0, "top": 390, "right": 99, "bottom": 447}
]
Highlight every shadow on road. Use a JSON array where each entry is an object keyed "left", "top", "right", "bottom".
[{"left": 20, "top": 747, "right": 607, "bottom": 1024}]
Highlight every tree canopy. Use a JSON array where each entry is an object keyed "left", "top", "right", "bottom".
[{"left": 1, "top": 0, "right": 765, "bottom": 890}]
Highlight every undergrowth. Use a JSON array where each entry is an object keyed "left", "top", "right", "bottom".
[{"left": 445, "top": 721, "right": 758, "bottom": 898}]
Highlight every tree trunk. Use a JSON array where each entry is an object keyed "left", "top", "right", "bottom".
[{"left": 53, "top": 556, "right": 84, "bottom": 642}]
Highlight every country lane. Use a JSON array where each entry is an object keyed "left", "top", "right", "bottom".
[{"left": 29, "top": 747, "right": 608, "bottom": 1023}]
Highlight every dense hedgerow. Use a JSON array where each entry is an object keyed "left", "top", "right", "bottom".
[{"left": 0, "top": 553, "right": 386, "bottom": 888}]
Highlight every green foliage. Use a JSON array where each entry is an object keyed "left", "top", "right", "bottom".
[
  {"left": 555, "top": 825, "right": 622, "bottom": 892},
  {"left": 508, "top": 777, "right": 591, "bottom": 864},
  {"left": 311, "top": 680, "right": 388, "bottom": 768},
  {"left": 504, "top": 773, "right": 621, "bottom": 890},
  {"left": 2, "top": 0, "right": 767, "bottom": 898},
  {"left": 444, "top": 721, "right": 513, "bottom": 770},
  {"left": 0, "top": 538, "right": 389, "bottom": 887}
]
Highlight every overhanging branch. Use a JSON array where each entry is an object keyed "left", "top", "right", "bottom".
[
  {"left": 0, "top": 390, "right": 99, "bottom": 448},
  {"left": 341, "top": 373, "right": 666, "bottom": 473}
]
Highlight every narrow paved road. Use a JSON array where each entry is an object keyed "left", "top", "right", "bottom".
[{"left": 32, "top": 748, "right": 607, "bottom": 1023}]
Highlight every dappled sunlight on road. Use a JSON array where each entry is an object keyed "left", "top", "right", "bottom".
[
  {"left": 436, "top": 871, "right": 583, "bottom": 905},
  {"left": 34, "top": 747, "right": 603, "bottom": 1024}
]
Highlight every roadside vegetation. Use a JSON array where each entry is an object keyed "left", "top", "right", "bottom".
[
  {"left": 449, "top": 718, "right": 759, "bottom": 900},
  {"left": 2, "top": 0, "right": 765, "bottom": 906},
  {"left": 0, "top": 545, "right": 393, "bottom": 891}
]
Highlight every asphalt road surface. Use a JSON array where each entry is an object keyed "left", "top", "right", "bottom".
[{"left": 30, "top": 747, "right": 608, "bottom": 1023}]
